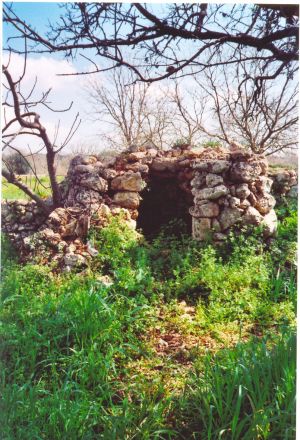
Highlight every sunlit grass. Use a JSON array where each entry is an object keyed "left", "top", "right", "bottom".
[{"left": 1, "top": 175, "right": 65, "bottom": 200}]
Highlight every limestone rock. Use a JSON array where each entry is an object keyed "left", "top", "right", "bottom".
[
  {"left": 228, "top": 197, "right": 241, "bottom": 208},
  {"left": 125, "top": 163, "right": 149, "bottom": 174},
  {"left": 219, "top": 207, "right": 242, "bottom": 230},
  {"left": 240, "top": 199, "right": 251, "bottom": 209},
  {"left": 210, "top": 160, "right": 231, "bottom": 174},
  {"left": 111, "top": 172, "right": 144, "bottom": 192},
  {"left": 113, "top": 192, "right": 141, "bottom": 209},
  {"left": 189, "top": 202, "right": 219, "bottom": 218},
  {"left": 212, "top": 219, "right": 221, "bottom": 232},
  {"left": 195, "top": 185, "right": 229, "bottom": 201},
  {"left": 213, "top": 232, "right": 227, "bottom": 241},
  {"left": 74, "top": 164, "right": 95, "bottom": 174},
  {"left": 287, "top": 185, "right": 298, "bottom": 198},
  {"left": 191, "top": 172, "right": 206, "bottom": 189},
  {"left": 230, "top": 162, "right": 262, "bottom": 182},
  {"left": 255, "top": 176, "right": 273, "bottom": 193},
  {"left": 206, "top": 173, "right": 224, "bottom": 187},
  {"left": 254, "top": 193, "right": 276, "bottom": 215},
  {"left": 97, "top": 204, "right": 111, "bottom": 219},
  {"left": 64, "top": 253, "right": 86, "bottom": 268},
  {"left": 192, "top": 217, "right": 211, "bottom": 240},
  {"left": 192, "top": 161, "right": 209, "bottom": 171},
  {"left": 147, "top": 148, "right": 158, "bottom": 158},
  {"left": 262, "top": 209, "right": 277, "bottom": 237},
  {"left": 151, "top": 157, "right": 178, "bottom": 172},
  {"left": 81, "top": 155, "right": 98, "bottom": 165},
  {"left": 75, "top": 189, "right": 103, "bottom": 205},
  {"left": 128, "top": 151, "right": 148, "bottom": 161},
  {"left": 80, "top": 175, "right": 108, "bottom": 192},
  {"left": 235, "top": 184, "right": 250, "bottom": 200},
  {"left": 101, "top": 168, "right": 118, "bottom": 180},
  {"left": 40, "top": 228, "right": 62, "bottom": 244},
  {"left": 242, "top": 206, "right": 263, "bottom": 225},
  {"left": 48, "top": 208, "right": 69, "bottom": 225}
]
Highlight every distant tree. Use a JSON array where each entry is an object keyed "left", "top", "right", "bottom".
[
  {"left": 198, "top": 57, "right": 298, "bottom": 155},
  {"left": 169, "top": 80, "right": 207, "bottom": 146},
  {"left": 87, "top": 68, "right": 174, "bottom": 150},
  {"left": 4, "top": 152, "right": 31, "bottom": 174}
]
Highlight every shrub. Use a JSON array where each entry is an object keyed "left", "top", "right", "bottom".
[{"left": 4, "top": 152, "right": 31, "bottom": 174}]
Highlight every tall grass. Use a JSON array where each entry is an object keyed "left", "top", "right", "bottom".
[
  {"left": 0, "top": 198, "right": 296, "bottom": 439},
  {"left": 175, "top": 330, "right": 296, "bottom": 440}
]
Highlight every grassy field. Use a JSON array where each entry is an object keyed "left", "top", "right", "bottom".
[
  {"left": 0, "top": 196, "right": 296, "bottom": 439},
  {"left": 1, "top": 175, "right": 65, "bottom": 200}
]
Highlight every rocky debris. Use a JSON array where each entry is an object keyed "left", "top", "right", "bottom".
[
  {"left": 261, "top": 209, "right": 277, "bottom": 237},
  {"left": 64, "top": 253, "right": 87, "bottom": 269},
  {"left": 151, "top": 157, "right": 179, "bottom": 172},
  {"left": 255, "top": 176, "right": 273, "bottom": 194},
  {"left": 2, "top": 146, "right": 278, "bottom": 268},
  {"left": 268, "top": 168, "right": 298, "bottom": 198}
]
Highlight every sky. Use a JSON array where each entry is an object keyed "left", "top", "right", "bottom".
[
  {"left": 2, "top": 2, "right": 299, "bottom": 156},
  {"left": 3, "top": 2, "right": 108, "bottom": 154}
]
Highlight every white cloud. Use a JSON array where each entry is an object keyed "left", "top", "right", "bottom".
[{"left": 2, "top": 53, "right": 105, "bottom": 153}]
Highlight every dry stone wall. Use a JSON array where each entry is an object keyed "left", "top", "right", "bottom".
[
  {"left": 2, "top": 147, "right": 278, "bottom": 270},
  {"left": 268, "top": 168, "right": 298, "bottom": 199}
]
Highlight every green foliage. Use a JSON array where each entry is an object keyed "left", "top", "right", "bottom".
[
  {"left": 0, "top": 204, "right": 296, "bottom": 438},
  {"left": 175, "top": 330, "right": 296, "bottom": 440},
  {"left": 2, "top": 175, "right": 64, "bottom": 200},
  {"left": 172, "top": 137, "right": 190, "bottom": 148},
  {"left": 4, "top": 153, "right": 31, "bottom": 174},
  {"left": 202, "top": 140, "right": 222, "bottom": 148}
]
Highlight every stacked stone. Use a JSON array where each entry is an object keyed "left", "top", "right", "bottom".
[
  {"left": 190, "top": 153, "right": 277, "bottom": 241},
  {"left": 268, "top": 168, "right": 298, "bottom": 198},
  {"left": 1, "top": 147, "right": 280, "bottom": 270},
  {"left": 1, "top": 200, "right": 47, "bottom": 241}
]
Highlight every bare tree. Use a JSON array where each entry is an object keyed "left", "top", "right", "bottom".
[
  {"left": 87, "top": 69, "right": 174, "bottom": 150},
  {"left": 3, "top": 3, "right": 298, "bottom": 88},
  {"left": 198, "top": 60, "right": 298, "bottom": 155},
  {"left": 169, "top": 81, "right": 207, "bottom": 146},
  {"left": 2, "top": 55, "right": 80, "bottom": 212}
]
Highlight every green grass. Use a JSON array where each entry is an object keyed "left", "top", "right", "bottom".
[
  {"left": 0, "top": 199, "right": 297, "bottom": 439},
  {"left": 1, "top": 175, "right": 65, "bottom": 200}
]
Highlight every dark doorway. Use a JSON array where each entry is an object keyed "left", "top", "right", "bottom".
[{"left": 137, "top": 174, "right": 192, "bottom": 237}]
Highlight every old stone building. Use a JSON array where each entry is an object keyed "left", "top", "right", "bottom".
[{"left": 2, "top": 146, "right": 285, "bottom": 270}]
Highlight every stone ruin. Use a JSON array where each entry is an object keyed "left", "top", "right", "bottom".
[{"left": 1, "top": 146, "right": 286, "bottom": 271}]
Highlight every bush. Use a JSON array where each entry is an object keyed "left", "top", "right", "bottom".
[{"left": 4, "top": 152, "right": 31, "bottom": 174}]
